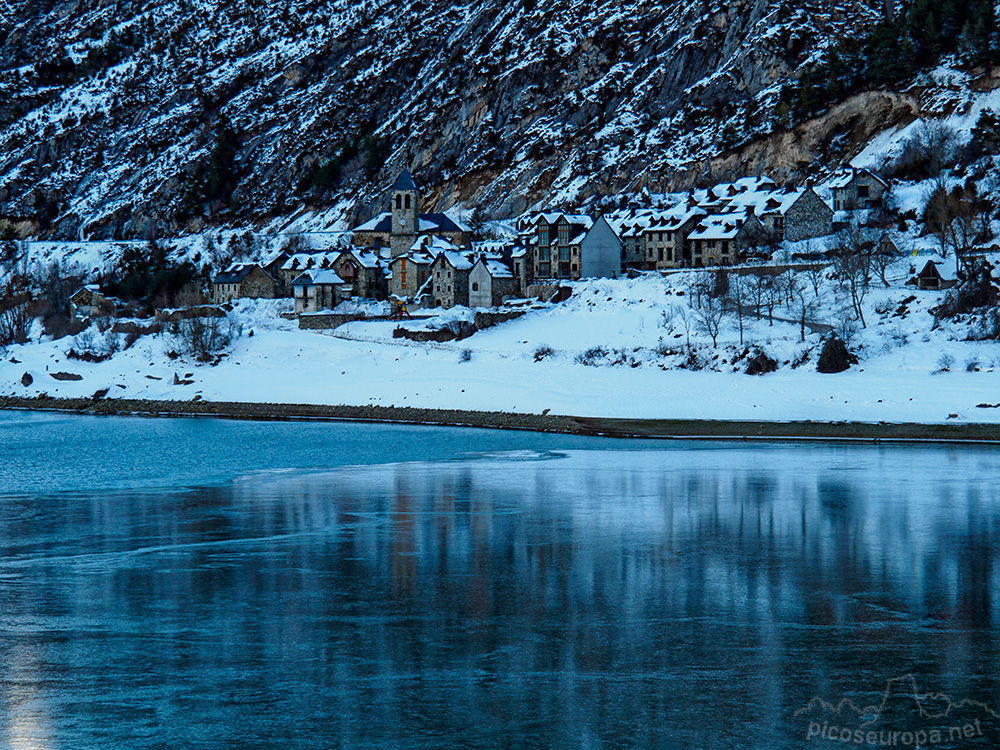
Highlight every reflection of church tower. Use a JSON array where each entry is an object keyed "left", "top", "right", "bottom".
[{"left": 390, "top": 170, "right": 419, "bottom": 257}]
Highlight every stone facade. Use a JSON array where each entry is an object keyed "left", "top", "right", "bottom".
[
  {"left": 783, "top": 189, "right": 835, "bottom": 243},
  {"left": 521, "top": 213, "right": 592, "bottom": 281},
  {"left": 389, "top": 255, "right": 432, "bottom": 299},
  {"left": 832, "top": 168, "right": 888, "bottom": 211},
  {"left": 212, "top": 264, "right": 276, "bottom": 303},
  {"left": 430, "top": 253, "right": 473, "bottom": 308},
  {"left": 291, "top": 270, "right": 349, "bottom": 314},
  {"left": 330, "top": 250, "right": 386, "bottom": 299}
]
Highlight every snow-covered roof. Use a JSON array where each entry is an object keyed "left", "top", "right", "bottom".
[
  {"left": 689, "top": 213, "right": 748, "bottom": 241},
  {"left": 354, "top": 212, "right": 391, "bottom": 232},
  {"left": 291, "top": 269, "right": 346, "bottom": 286},
  {"left": 481, "top": 258, "right": 513, "bottom": 278},
  {"left": 433, "top": 249, "right": 474, "bottom": 270},
  {"left": 827, "top": 167, "right": 888, "bottom": 190},
  {"left": 347, "top": 248, "right": 381, "bottom": 268},
  {"left": 411, "top": 234, "right": 461, "bottom": 255}
]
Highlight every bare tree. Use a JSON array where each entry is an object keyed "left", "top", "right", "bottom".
[
  {"left": 831, "top": 225, "right": 873, "bottom": 328},
  {"left": 805, "top": 263, "right": 827, "bottom": 297},
  {"left": 726, "top": 272, "right": 752, "bottom": 346},
  {"left": 695, "top": 291, "right": 725, "bottom": 348},
  {"left": 943, "top": 189, "right": 991, "bottom": 278},
  {"left": 790, "top": 278, "right": 820, "bottom": 342}
]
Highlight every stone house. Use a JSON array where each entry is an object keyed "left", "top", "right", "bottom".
[
  {"left": 69, "top": 285, "right": 118, "bottom": 318},
  {"left": 212, "top": 264, "right": 277, "bottom": 303},
  {"left": 291, "top": 269, "right": 350, "bottom": 314},
  {"left": 430, "top": 251, "right": 474, "bottom": 308},
  {"left": 469, "top": 258, "right": 517, "bottom": 308},
  {"left": 688, "top": 212, "right": 768, "bottom": 266},
  {"left": 830, "top": 168, "right": 888, "bottom": 211},
  {"left": 262, "top": 252, "right": 291, "bottom": 296},
  {"left": 352, "top": 171, "right": 472, "bottom": 257},
  {"left": 646, "top": 208, "right": 706, "bottom": 269},
  {"left": 518, "top": 212, "right": 593, "bottom": 280},
  {"left": 511, "top": 245, "right": 533, "bottom": 296},
  {"left": 388, "top": 253, "right": 434, "bottom": 299},
  {"left": 754, "top": 188, "right": 834, "bottom": 243},
  {"left": 330, "top": 249, "right": 386, "bottom": 299}
]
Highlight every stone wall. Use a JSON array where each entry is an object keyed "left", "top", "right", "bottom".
[
  {"left": 785, "top": 190, "right": 834, "bottom": 243},
  {"left": 298, "top": 312, "right": 362, "bottom": 330}
]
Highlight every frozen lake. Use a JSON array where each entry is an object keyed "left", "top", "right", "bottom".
[{"left": 0, "top": 412, "right": 998, "bottom": 748}]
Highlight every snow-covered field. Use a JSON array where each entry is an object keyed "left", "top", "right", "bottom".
[{"left": 4, "top": 262, "right": 1000, "bottom": 425}]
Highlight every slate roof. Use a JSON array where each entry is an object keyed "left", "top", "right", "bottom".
[
  {"left": 353, "top": 211, "right": 471, "bottom": 234},
  {"left": 392, "top": 170, "right": 417, "bottom": 190},
  {"left": 214, "top": 263, "right": 265, "bottom": 285}
]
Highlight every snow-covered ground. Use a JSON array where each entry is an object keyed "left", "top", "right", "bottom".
[{"left": 4, "top": 259, "right": 1000, "bottom": 425}]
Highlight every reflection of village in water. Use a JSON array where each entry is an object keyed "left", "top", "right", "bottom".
[{"left": 2, "top": 446, "right": 999, "bottom": 748}]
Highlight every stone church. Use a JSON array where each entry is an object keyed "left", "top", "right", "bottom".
[{"left": 352, "top": 171, "right": 472, "bottom": 257}]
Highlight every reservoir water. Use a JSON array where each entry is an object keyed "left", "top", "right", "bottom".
[{"left": 0, "top": 411, "right": 998, "bottom": 748}]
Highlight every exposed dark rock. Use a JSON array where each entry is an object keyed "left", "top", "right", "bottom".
[
  {"left": 746, "top": 350, "right": 778, "bottom": 375},
  {"left": 50, "top": 371, "right": 83, "bottom": 381},
  {"left": 20, "top": 372, "right": 32, "bottom": 386},
  {"left": 817, "top": 337, "right": 857, "bottom": 374}
]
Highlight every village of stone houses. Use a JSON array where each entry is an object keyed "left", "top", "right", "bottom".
[{"left": 4, "top": 147, "right": 1000, "bottom": 424}]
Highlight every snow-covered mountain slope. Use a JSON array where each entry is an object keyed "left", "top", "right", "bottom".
[{"left": 0, "top": 0, "right": 887, "bottom": 239}]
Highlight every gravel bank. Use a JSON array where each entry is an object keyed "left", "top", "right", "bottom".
[{"left": 3, "top": 396, "right": 1000, "bottom": 443}]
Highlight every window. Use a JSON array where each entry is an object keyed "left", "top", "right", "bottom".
[
  {"left": 472, "top": 282, "right": 479, "bottom": 291},
  {"left": 395, "top": 195, "right": 402, "bottom": 209},
  {"left": 401, "top": 265, "right": 407, "bottom": 287},
  {"left": 538, "top": 247, "right": 549, "bottom": 261},
  {"left": 405, "top": 194, "right": 411, "bottom": 209},
  {"left": 559, "top": 247, "right": 569, "bottom": 261},
  {"left": 539, "top": 262, "right": 550, "bottom": 276},
  {"left": 858, "top": 185, "right": 870, "bottom": 198}
]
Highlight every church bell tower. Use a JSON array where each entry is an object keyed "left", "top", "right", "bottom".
[{"left": 390, "top": 170, "right": 419, "bottom": 257}]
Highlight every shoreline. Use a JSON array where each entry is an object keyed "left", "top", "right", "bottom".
[{"left": 3, "top": 396, "right": 1000, "bottom": 444}]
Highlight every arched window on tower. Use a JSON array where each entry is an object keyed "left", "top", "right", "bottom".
[
  {"left": 395, "top": 195, "right": 402, "bottom": 209},
  {"left": 404, "top": 194, "right": 411, "bottom": 209}
]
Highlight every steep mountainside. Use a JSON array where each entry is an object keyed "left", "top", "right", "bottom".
[{"left": 1, "top": 0, "right": 888, "bottom": 239}]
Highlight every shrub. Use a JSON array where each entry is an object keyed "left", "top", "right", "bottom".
[
  {"left": 936, "top": 352, "right": 955, "bottom": 372},
  {"left": 533, "top": 344, "right": 554, "bottom": 361},
  {"left": 575, "top": 346, "right": 608, "bottom": 366},
  {"left": 178, "top": 314, "right": 235, "bottom": 362},
  {"left": 459, "top": 348, "right": 472, "bottom": 363}
]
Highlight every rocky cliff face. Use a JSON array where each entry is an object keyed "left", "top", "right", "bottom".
[{"left": 0, "top": 0, "right": 888, "bottom": 238}]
